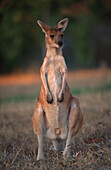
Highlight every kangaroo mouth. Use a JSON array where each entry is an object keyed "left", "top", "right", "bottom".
[{"left": 50, "top": 43, "right": 63, "bottom": 49}]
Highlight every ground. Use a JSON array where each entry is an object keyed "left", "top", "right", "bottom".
[{"left": 0, "top": 69, "right": 111, "bottom": 169}]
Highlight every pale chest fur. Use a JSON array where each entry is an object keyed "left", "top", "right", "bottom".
[{"left": 44, "top": 55, "right": 67, "bottom": 97}]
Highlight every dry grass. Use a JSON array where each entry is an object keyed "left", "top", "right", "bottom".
[{"left": 0, "top": 69, "right": 111, "bottom": 169}]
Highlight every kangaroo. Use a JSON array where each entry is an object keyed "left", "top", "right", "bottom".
[{"left": 32, "top": 18, "right": 83, "bottom": 160}]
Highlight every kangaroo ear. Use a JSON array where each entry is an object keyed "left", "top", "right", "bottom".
[
  {"left": 37, "top": 20, "right": 51, "bottom": 33},
  {"left": 55, "top": 18, "right": 69, "bottom": 32}
]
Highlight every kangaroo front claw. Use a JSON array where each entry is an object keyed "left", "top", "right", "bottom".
[
  {"left": 47, "top": 93, "right": 53, "bottom": 104},
  {"left": 58, "top": 92, "right": 64, "bottom": 102}
]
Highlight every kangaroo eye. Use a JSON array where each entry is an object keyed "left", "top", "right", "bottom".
[
  {"left": 50, "top": 35, "right": 54, "bottom": 38},
  {"left": 61, "top": 34, "right": 64, "bottom": 38}
]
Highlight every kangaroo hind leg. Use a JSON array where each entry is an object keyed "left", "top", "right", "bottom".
[
  {"left": 32, "top": 102, "right": 46, "bottom": 160},
  {"left": 63, "top": 97, "right": 83, "bottom": 157}
]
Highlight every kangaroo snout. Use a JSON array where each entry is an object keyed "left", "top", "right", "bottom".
[{"left": 58, "top": 40, "right": 63, "bottom": 47}]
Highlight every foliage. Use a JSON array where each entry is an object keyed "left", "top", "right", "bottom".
[{"left": 0, "top": 0, "right": 111, "bottom": 73}]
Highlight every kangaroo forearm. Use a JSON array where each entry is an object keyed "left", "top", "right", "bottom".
[
  {"left": 41, "top": 72, "right": 53, "bottom": 103},
  {"left": 61, "top": 72, "right": 67, "bottom": 93},
  {"left": 41, "top": 73, "right": 50, "bottom": 94},
  {"left": 58, "top": 72, "right": 66, "bottom": 102}
]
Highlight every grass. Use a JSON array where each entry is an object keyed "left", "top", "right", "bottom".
[
  {"left": 0, "top": 70, "right": 111, "bottom": 169},
  {"left": 0, "top": 93, "right": 38, "bottom": 103},
  {"left": 71, "top": 83, "right": 111, "bottom": 95}
]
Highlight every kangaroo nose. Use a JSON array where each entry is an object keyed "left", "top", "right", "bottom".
[{"left": 58, "top": 41, "right": 63, "bottom": 47}]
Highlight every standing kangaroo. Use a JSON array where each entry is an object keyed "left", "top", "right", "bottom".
[{"left": 32, "top": 18, "right": 83, "bottom": 160}]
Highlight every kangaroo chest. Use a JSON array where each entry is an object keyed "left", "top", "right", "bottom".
[{"left": 46, "top": 57, "right": 66, "bottom": 96}]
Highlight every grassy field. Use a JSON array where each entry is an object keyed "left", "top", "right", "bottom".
[{"left": 0, "top": 69, "right": 111, "bottom": 169}]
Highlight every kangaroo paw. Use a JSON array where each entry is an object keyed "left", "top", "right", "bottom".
[{"left": 58, "top": 92, "right": 64, "bottom": 102}]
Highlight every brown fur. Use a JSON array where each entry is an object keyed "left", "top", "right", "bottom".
[{"left": 32, "top": 18, "right": 83, "bottom": 160}]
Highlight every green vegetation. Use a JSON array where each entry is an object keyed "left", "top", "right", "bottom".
[
  {"left": 71, "top": 83, "right": 111, "bottom": 95},
  {"left": 0, "top": 0, "right": 111, "bottom": 73}
]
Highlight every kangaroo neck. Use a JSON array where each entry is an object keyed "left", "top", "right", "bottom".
[{"left": 46, "top": 47, "right": 62, "bottom": 57}]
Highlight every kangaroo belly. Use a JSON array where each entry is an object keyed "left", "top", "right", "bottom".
[
  {"left": 44, "top": 101, "right": 69, "bottom": 141},
  {"left": 44, "top": 103, "right": 69, "bottom": 140},
  {"left": 47, "top": 70, "right": 62, "bottom": 96},
  {"left": 44, "top": 69, "right": 71, "bottom": 130}
]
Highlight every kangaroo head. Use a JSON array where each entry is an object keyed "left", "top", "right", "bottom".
[{"left": 37, "top": 18, "right": 68, "bottom": 49}]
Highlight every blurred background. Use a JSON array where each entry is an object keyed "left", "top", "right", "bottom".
[{"left": 0, "top": 0, "right": 111, "bottom": 74}]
